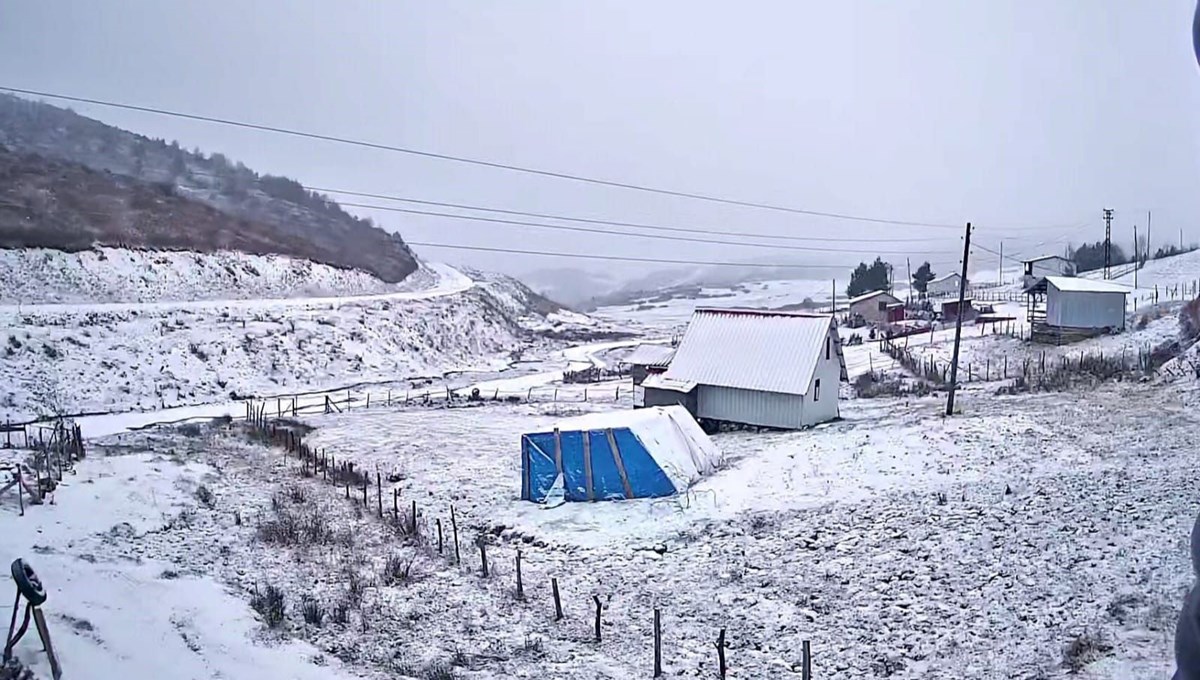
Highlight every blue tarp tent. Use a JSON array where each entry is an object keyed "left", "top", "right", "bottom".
[{"left": 520, "top": 405, "right": 722, "bottom": 503}]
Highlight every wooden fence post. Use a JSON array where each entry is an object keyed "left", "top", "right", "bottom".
[
  {"left": 16, "top": 469, "right": 24, "bottom": 516},
  {"left": 436, "top": 518, "right": 444, "bottom": 554},
  {"left": 376, "top": 472, "right": 383, "bottom": 518},
  {"left": 552, "top": 578, "right": 563, "bottom": 620},
  {"left": 516, "top": 549, "right": 524, "bottom": 600},
  {"left": 410, "top": 499, "right": 417, "bottom": 535},
  {"left": 716, "top": 629, "right": 726, "bottom": 679},
  {"left": 451, "top": 505, "right": 461, "bottom": 565},
  {"left": 479, "top": 539, "right": 489, "bottom": 577},
  {"left": 593, "top": 595, "right": 603, "bottom": 642},
  {"left": 653, "top": 608, "right": 662, "bottom": 677},
  {"left": 802, "top": 640, "right": 811, "bottom": 680},
  {"left": 392, "top": 488, "right": 399, "bottom": 521}
]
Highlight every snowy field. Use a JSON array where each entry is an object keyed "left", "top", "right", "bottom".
[
  {"left": 6, "top": 381, "right": 1199, "bottom": 678},
  {"left": 0, "top": 247, "right": 448, "bottom": 305},
  {"left": 6, "top": 250, "right": 1200, "bottom": 679}
]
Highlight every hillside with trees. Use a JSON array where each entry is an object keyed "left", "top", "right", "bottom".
[
  {"left": 847, "top": 257, "right": 892, "bottom": 297},
  {"left": 0, "top": 94, "right": 417, "bottom": 281}
]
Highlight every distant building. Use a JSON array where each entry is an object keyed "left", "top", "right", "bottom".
[
  {"left": 847, "top": 290, "right": 902, "bottom": 326},
  {"left": 927, "top": 273, "right": 967, "bottom": 298},
  {"left": 940, "top": 298, "right": 975, "bottom": 325},
  {"left": 1023, "top": 255, "right": 1074, "bottom": 288},
  {"left": 1024, "top": 276, "right": 1129, "bottom": 343},
  {"left": 621, "top": 343, "right": 675, "bottom": 386},
  {"left": 642, "top": 308, "right": 847, "bottom": 430}
]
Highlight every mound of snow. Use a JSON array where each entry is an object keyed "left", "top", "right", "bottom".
[{"left": 0, "top": 247, "right": 426, "bottom": 304}]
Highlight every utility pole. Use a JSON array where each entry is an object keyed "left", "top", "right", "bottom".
[
  {"left": 1134, "top": 224, "right": 1139, "bottom": 289},
  {"left": 831, "top": 279, "right": 836, "bottom": 314},
  {"left": 998, "top": 241, "right": 1003, "bottom": 285},
  {"left": 1147, "top": 210, "right": 1151, "bottom": 262},
  {"left": 945, "top": 222, "right": 971, "bottom": 416},
  {"left": 1102, "top": 208, "right": 1114, "bottom": 279},
  {"left": 906, "top": 258, "right": 912, "bottom": 304}
]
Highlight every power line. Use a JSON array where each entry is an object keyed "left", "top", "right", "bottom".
[
  {"left": 339, "top": 200, "right": 959, "bottom": 256},
  {"left": 404, "top": 240, "right": 953, "bottom": 270},
  {"left": 0, "top": 85, "right": 967, "bottom": 229},
  {"left": 313, "top": 186, "right": 951, "bottom": 244}
]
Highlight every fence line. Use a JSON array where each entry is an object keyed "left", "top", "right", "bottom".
[{"left": 240, "top": 408, "right": 814, "bottom": 677}]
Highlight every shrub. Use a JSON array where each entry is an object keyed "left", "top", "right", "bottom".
[
  {"left": 381, "top": 553, "right": 417, "bottom": 586},
  {"left": 250, "top": 584, "right": 286, "bottom": 628},
  {"left": 195, "top": 484, "right": 215, "bottom": 508},
  {"left": 329, "top": 599, "right": 350, "bottom": 626},
  {"left": 300, "top": 596, "right": 325, "bottom": 627},
  {"left": 1062, "top": 631, "right": 1112, "bottom": 673}
]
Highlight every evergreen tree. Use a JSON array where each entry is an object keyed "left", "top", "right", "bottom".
[
  {"left": 911, "top": 261, "right": 936, "bottom": 294},
  {"left": 847, "top": 257, "right": 891, "bottom": 297}
]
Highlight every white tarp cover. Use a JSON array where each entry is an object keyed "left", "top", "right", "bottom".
[{"left": 549, "top": 405, "right": 723, "bottom": 491}]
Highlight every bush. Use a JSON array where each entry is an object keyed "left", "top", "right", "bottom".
[
  {"left": 300, "top": 596, "right": 325, "bottom": 627},
  {"left": 1062, "top": 631, "right": 1112, "bottom": 673},
  {"left": 329, "top": 599, "right": 350, "bottom": 626},
  {"left": 250, "top": 584, "right": 286, "bottom": 628},
  {"left": 381, "top": 553, "right": 417, "bottom": 586},
  {"left": 195, "top": 484, "right": 215, "bottom": 507}
]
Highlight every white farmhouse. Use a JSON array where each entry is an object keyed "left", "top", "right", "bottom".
[
  {"left": 926, "top": 273, "right": 967, "bottom": 298},
  {"left": 642, "top": 308, "right": 847, "bottom": 430},
  {"left": 1024, "top": 276, "right": 1130, "bottom": 343}
]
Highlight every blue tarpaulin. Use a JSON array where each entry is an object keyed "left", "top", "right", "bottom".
[{"left": 520, "top": 406, "right": 722, "bottom": 503}]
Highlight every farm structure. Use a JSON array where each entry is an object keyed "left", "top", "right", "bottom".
[
  {"left": 1024, "top": 276, "right": 1130, "bottom": 344},
  {"left": 927, "top": 273, "right": 967, "bottom": 298},
  {"left": 643, "top": 308, "right": 846, "bottom": 430},
  {"left": 941, "top": 298, "right": 976, "bottom": 325},
  {"left": 621, "top": 343, "right": 675, "bottom": 386},
  {"left": 518, "top": 405, "right": 722, "bottom": 503},
  {"left": 1022, "top": 255, "right": 1075, "bottom": 288},
  {"left": 847, "top": 290, "right": 902, "bottom": 327}
]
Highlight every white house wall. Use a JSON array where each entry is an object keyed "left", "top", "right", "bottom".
[
  {"left": 696, "top": 385, "right": 808, "bottom": 429},
  {"left": 806, "top": 329, "right": 842, "bottom": 424},
  {"left": 1047, "top": 290, "right": 1127, "bottom": 329}
]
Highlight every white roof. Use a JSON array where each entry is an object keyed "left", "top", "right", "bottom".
[
  {"left": 1045, "top": 276, "right": 1130, "bottom": 294},
  {"left": 929, "top": 273, "right": 962, "bottom": 283},
  {"left": 623, "top": 343, "right": 675, "bottom": 367},
  {"left": 1024, "top": 254, "right": 1071, "bottom": 264},
  {"left": 847, "top": 289, "right": 898, "bottom": 306},
  {"left": 641, "top": 374, "right": 697, "bottom": 392},
  {"left": 662, "top": 308, "right": 842, "bottom": 396},
  {"left": 548, "top": 405, "right": 723, "bottom": 490}
]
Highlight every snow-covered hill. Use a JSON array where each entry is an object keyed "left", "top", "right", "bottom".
[
  {"left": 0, "top": 247, "right": 446, "bottom": 305},
  {"left": 0, "top": 255, "right": 603, "bottom": 420}
]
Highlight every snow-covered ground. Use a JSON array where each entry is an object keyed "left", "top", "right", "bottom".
[
  {"left": 0, "top": 257, "right": 610, "bottom": 422},
  {"left": 0, "top": 247, "right": 452, "bottom": 305}
]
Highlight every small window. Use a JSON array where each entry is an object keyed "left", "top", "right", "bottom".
[
  {"left": 878, "top": 300, "right": 888, "bottom": 312},
  {"left": 825, "top": 337, "right": 830, "bottom": 360},
  {"left": 814, "top": 378, "right": 821, "bottom": 402}
]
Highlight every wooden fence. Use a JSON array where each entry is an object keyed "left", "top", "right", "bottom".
[{"left": 241, "top": 408, "right": 818, "bottom": 678}]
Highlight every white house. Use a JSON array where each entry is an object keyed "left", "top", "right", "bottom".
[
  {"left": 1024, "top": 276, "right": 1129, "bottom": 342},
  {"left": 1023, "top": 255, "right": 1074, "bottom": 288},
  {"left": 644, "top": 308, "right": 847, "bottom": 430},
  {"left": 847, "top": 290, "right": 901, "bottom": 326},
  {"left": 927, "top": 273, "right": 967, "bottom": 298}
]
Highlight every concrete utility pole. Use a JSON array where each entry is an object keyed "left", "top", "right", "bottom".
[
  {"left": 945, "top": 222, "right": 971, "bottom": 416},
  {"left": 1103, "top": 208, "right": 1114, "bottom": 279}
]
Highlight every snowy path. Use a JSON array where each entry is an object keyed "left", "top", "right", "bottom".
[{"left": 0, "top": 261, "right": 474, "bottom": 317}]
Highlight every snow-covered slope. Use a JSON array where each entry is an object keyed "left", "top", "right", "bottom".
[
  {"left": 0, "top": 247, "right": 442, "bottom": 305},
  {"left": 0, "top": 257, "right": 596, "bottom": 420}
]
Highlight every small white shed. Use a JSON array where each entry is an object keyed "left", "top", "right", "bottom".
[
  {"left": 927, "top": 273, "right": 967, "bottom": 298},
  {"left": 1024, "top": 276, "right": 1129, "bottom": 342},
  {"left": 1023, "top": 255, "right": 1074, "bottom": 288}
]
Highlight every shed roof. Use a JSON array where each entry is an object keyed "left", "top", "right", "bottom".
[
  {"left": 641, "top": 374, "right": 697, "bottom": 392},
  {"left": 1024, "top": 276, "right": 1130, "bottom": 295},
  {"left": 661, "top": 308, "right": 845, "bottom": 396},
  {"left": 847, "top": 289, "right": 898, "bottom": 306},
  {"left": 622, "top": 344, "right": 676, "bottom": 368},
  {"left": 929, "top": 273, "right": 962, "bottom": 284},
  {"left": 1023, "top": 254, "right": 1071, "bottom": 264}
]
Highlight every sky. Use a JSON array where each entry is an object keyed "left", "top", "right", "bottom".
[{"left": 1, "top": 0, "right": 1199, "bottom": 287}]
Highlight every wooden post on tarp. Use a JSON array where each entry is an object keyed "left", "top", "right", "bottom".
[{"left": 582, "top": 432, "right": 594, "bottom": 501}]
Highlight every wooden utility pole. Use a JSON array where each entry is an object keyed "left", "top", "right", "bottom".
[
  {"left": 945, "top": 222, "right": 972, "bottom": 416},
  {"left": 831, "top": 279, "right": 836, "bottom": 314},
  {"left": 1103, "top": 208, "right": 1114, "bottom": 279},
  {"left": 1147, "top": 210, "right": 1152, "bottom": 261},
  {"left": 1134, "top": 224, "right": 1139, "bottom": 288},
  {"left": 905, "top": 258, "right": 912, "bottom": 304},
  {"left": 998, "top": 241, "right": 1003, "bottom": 285}
]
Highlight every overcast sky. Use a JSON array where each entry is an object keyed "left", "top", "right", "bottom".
[{"left": 2, "top": 1, "right": 1198, "bottom": 283}]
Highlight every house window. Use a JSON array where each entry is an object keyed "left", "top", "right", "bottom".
[
  {"left": 878, "top": 301, "right": 888, "bottom": 311},
  {"left": 825, "top": 337, "right": 830, "bottom": 360},
  {"left": 814, "top": 379, "right": 821, "bottom": 401}
]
